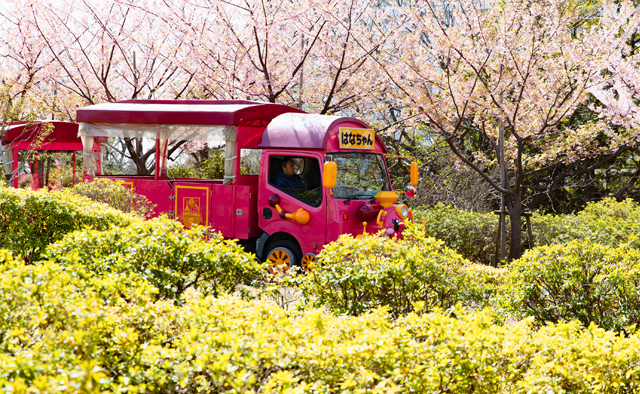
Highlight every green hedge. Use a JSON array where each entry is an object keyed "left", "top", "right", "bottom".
[
  {"left": 66, "top": 178, "right": 156, "bottom": 219},
  {"left": 414, "top": 198, "right": 640, "bottom": 264},
  {"left": 0, "top": 250, "right": 184, "bottom": 394},
  {"left": 413, "top": 204, "right": 499, "bottom": 264},
  {"left": 298, "top": 223, "right": 475, "bottom": 317},
  {"left": 3, "top": 250, "right": 640, "bottom": 393},
  {"left": 499, "top": 240, "right": 640, "bottom": 332},
  {"left": 0, "top": 187, "right": 138, "bottom": 262},
  {"left": 44, "top": 217, "right": 264, "bottom": 301},
  {"left": 531, "top": 198, "right": 640, "bottom": 248},
  {"left": 461, "top": 262, "right": 506, "bottom": 309},
  {"left": 167, "top": 150, "right": 225, "bottom": 179}
]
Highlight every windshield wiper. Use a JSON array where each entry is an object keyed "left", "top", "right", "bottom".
[{"left": 343, "top": 194, "right": 373, "bottom": 204}]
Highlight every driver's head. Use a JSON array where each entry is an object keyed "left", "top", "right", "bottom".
[{"left": 281, "top": 157, "right": 296, "bottom": 176}]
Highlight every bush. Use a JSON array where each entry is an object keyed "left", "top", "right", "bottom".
[
  {"left": 0, "top": 187, "right": 138, "bottom": 262},
  {"left": 532, "top": 197, "right": 640, "bottom": 248},
  {"left": 413, "top": 199, "right": 640, "bottom": 265},
  {"left": 413, "top": 204, "right": 499, "bottom": 264},
  {"left": 298, "top": 223, "right": 472, "bottom": 317},
  {"left": 167, "top": 150, "right": 225, "bottom": 180},
  {"left": 167, "top": 162, "right": 197, "bottom": 178},
  {"left": 0, "top": 250, "right": 188, "bottom": 394},
  {"left": 43, "top": 217, "right": 264, "bottom": 301},
  {"left": 199, "top": 153, "right": 226, "bottom": 179},
  {"left": 499, "top": 240, "right": 640, "bottom": 332},
  {"left": 66, "top": 178, "right": 156, "bottom": 219},
  {"left": 4, "top": 248, "right": 640, "bottom": 394},
  {"left": 462, "top": 263, "right": 507, "bottom": 309}
]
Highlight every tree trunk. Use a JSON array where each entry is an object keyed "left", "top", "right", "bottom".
[
  {"left": 506, "top": 193, "right": 522, "bottom": 260},
  {"left": 124, "top": 137, "right": 152, "bottom": 175}
]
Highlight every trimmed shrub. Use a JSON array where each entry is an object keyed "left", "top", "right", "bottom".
[
  {"left": 462, "top": 263, "right": 507, "bottom": 309},
  {"left": 499, "top": 240, "right": 640, "bottom": 331},
  {"left": 3, "top": 250, "right": 640, "bottom": 393},
  {"left": 0, "top": 187, "right": 138, "bottom": 262},
  {"left": 167, "top": 150, "right": 225, "bottom": 180},
  {"left": 532, "top": 197, "right": 640, "bottom": 248},
  {"left": 66, "top": 178, "right": 156, "bottom": 219},
  {"left": 167, "top": 162, "right": 197, "bottom": 178},
  {"left": 0, "top": 249, "right": 183, "bottom": 394},
  {"left": 44, "top": 217, "right": 264, "bottom": 301},
  {"left": 413, "top": 203, "right": 499, "bottom": 264},
  {"left": 298, "top": 223, "right": 472, "bottom": 317},
  {"left": 413, "top": 199, "right": 640, "bottom": 264}
]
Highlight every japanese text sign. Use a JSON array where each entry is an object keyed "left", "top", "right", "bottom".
[{"left": 339, "top": 128, "right": 375, "bottom": 150}]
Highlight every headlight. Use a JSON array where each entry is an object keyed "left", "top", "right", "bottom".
[{"left": 396, "top": 204, "right": 409, "bottom": 219}]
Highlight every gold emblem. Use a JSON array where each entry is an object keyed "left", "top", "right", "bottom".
[{"left": 182, "top": 197, "right": 202, "bottom": 228}]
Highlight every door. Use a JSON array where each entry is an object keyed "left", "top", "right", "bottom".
[{"left": 258, "top": 152, "right": 326, "bottom": 257}]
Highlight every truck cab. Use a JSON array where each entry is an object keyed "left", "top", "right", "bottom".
[{"left": 75, "top": 100, "right": 418, "bottom": 272}]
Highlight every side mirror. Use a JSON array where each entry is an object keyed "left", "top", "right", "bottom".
[
  {"left": 410, "top": 162, "right": 419, "bottom": 187},
  {"left": 323, "top": 161, "right": 337, "bottom": 189}
]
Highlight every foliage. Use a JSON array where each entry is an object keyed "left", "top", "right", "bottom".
[
  {"left": 372, "top": 0, "right": 640, "bottom": 259},
  {"left": 298, "top": 224, "right": 472, "bottom": 318},
  {"left": 283, "top": 187, "right": 321, "bottom": 207},
  {"left": 3, "top": 250, "right": 640, "bottom": 393},
  {"left": 43, "top": 217, "right": 264, "bottom": 302},
  {"left": 0, "top": 186, "right": 137, "bottom": 263},
  {"left": 167, "top": 162, "right": 197, "bottom": 178},
  {"left": 45, "top": 152, "right": 82, "bottom": 188},
  {"left": 413, "top": 204, "right": 499, "bottom": 264},
  {"left": 65, "top": 178, "right": 156, "bottom": 219},
  {"left": 531, "top": 197, "right": 640, "bottom": 248},
  {"left": 199, "top": 152, "right": 226, "bottom": 179},
  {"left": 461, "top": 263, "right": 507, "bottom": 309},
  {"left": 168, "top": 150, "right": 225, "bottom": 180},
  {"left": 383, "top": 131, "right": 495, "bottom": 211},
  {"left": 411, "top": 198, "right": 640, "bottom": 265},
  {"left": 0, "top": 249, "right": 184, "bottom": 394},
  {"left": 500, "top": 240, "right": 640, "bottom": 332}
]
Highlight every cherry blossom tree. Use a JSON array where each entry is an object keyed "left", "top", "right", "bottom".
[
  {"left": 372, "top": 0, "right": 640, "bottom": 259},
  {"left": 132, "top": 0, "right": 385, "bottom": 114},
  {"left": 589, "top": 4, "right": 640, "bottom": 134},
  {"left": 1, "top": 0, "right": 197, "bottom": 174},
  {"left": 0, "top": 0, "right": 394, "bottom": 174},
  {"left": 0, "top": 0, "right": 56, "bottom": 183}
]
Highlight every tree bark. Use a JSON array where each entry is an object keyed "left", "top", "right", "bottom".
[{"left": 506, "top": 193, "right": 522, "bottom": 260}]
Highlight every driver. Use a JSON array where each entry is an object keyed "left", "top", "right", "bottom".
[{"left": 275, "top": 157, "right": 305, "bottom": 190}]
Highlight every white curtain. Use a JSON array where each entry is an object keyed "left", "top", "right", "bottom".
[
  {"left": 223, "top": 126, "right": 237, "bottom": 185},
  {"left": 78, "top": 122, "right": 239, "bottom": 182},
  {"left": 158, "top": 138, "right": 169, "bottom": 177},
  {"left": 81, "top": 135, "right": 95, "bottom": 176}
]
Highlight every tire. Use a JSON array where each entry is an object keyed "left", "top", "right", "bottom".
[
  {"left": 301, "top": 253, "right": 318, "bottom": 273},
  {"left": 265, "top": 240, "right": 302, "bottom": 275}
]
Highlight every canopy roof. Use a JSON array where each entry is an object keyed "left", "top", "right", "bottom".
[
  {"left": 2, "top": 121, "right": 80, "bottom": 144},
  {"left": 76, "top": 100, "right": 305, "bottom": 127},
  {"left": 258, "top": 112, "right": 386, "bottom": 151}
]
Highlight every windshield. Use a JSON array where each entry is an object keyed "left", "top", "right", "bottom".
[{"left": 331, "top": 152, "right": 390, "bottom": 199}]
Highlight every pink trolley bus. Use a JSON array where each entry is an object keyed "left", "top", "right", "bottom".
[{"left": 74, "top": 100, "right": 418, "bottom": 271}]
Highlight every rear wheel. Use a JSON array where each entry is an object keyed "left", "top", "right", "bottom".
[
  {"left": 301, "top": 253, "right": 318, "bottom": 272},
  {"left": 265, "top": 240, "right": 301, "bottom": 275}
]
